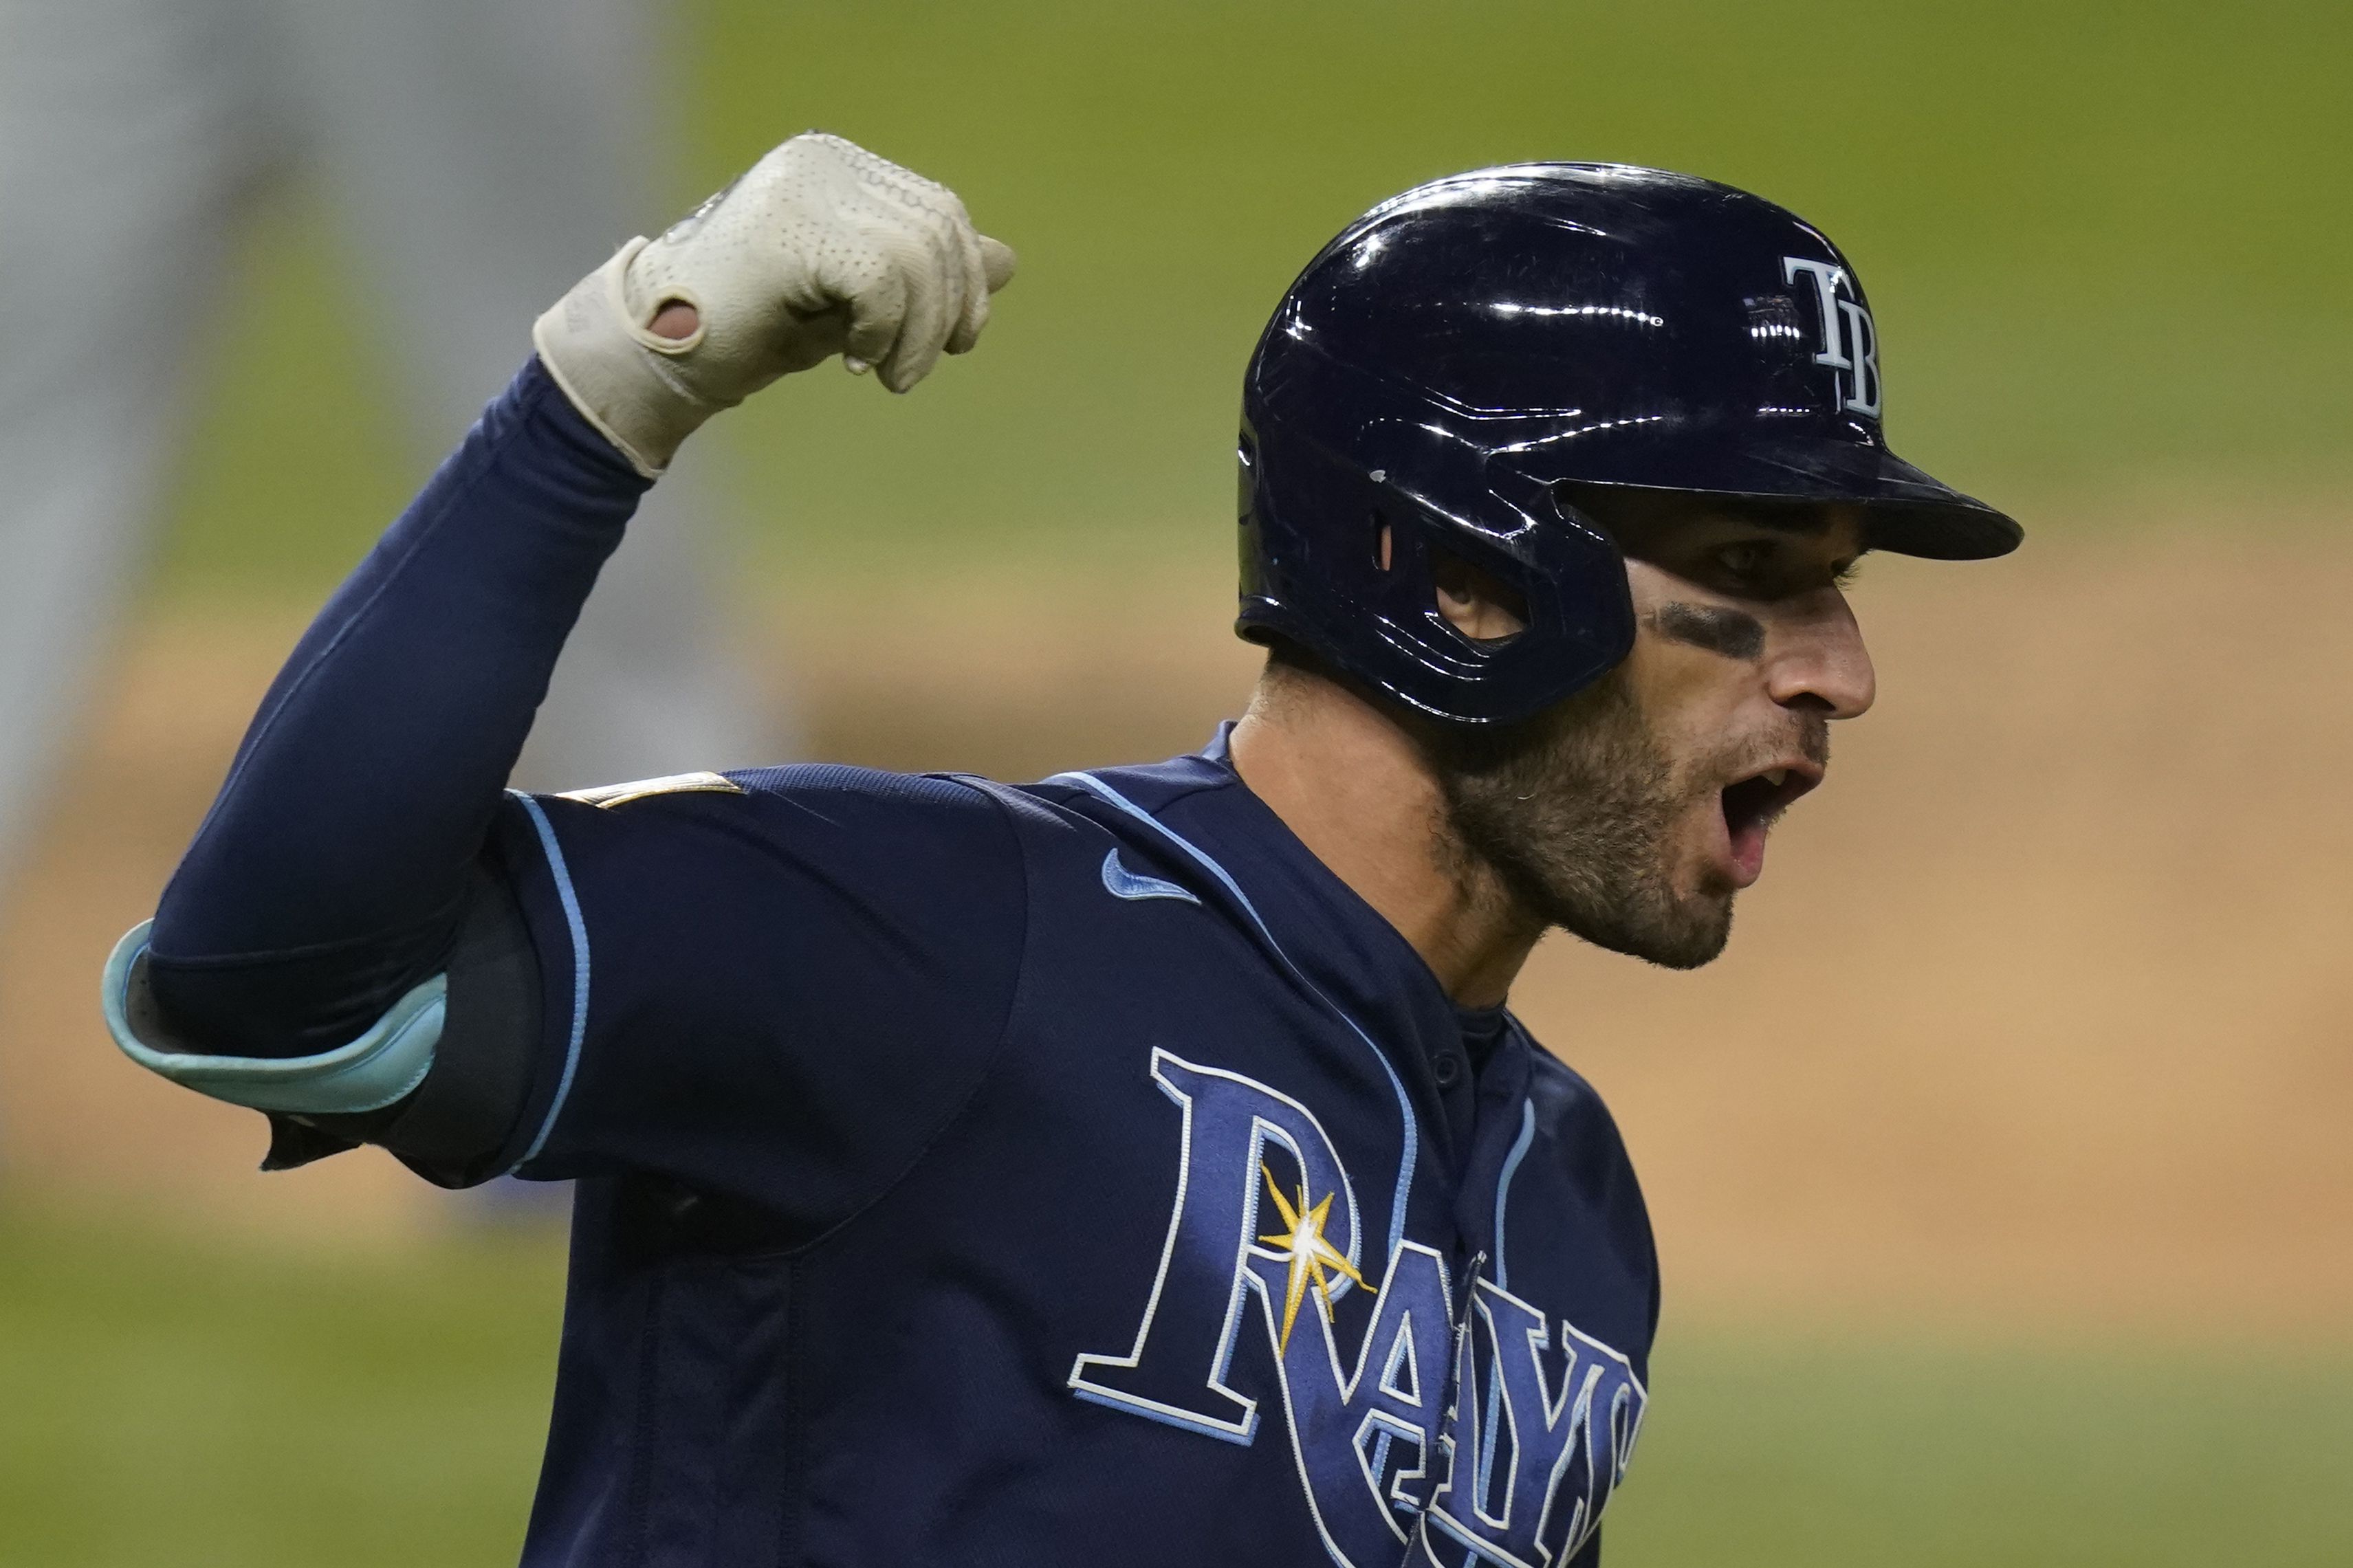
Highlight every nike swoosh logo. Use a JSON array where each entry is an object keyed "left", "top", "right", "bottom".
[{"left": 1100, "top": 849, "right": 1200, "bottom": 905}]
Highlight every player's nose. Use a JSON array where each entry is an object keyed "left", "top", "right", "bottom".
[{"left": 1766, "top": 592, "right": 1876, "bottom": 720}]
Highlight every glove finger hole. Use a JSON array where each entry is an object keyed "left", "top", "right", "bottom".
[{"left": 647, "top": 299, "right": 701, "bottom": 342}]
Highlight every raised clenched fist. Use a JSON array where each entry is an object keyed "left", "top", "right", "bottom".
[{"left": 533, "top": 132, "right": 1016, "bottom": 476}]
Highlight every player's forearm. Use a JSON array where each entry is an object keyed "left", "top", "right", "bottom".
[{"left": 145, "top": 358, "right": 648, "bottom": 1057}]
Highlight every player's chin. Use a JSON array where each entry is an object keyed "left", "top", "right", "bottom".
[
  {"left": 1558, "top": 867, "right": 1735, "bottom": 972},
  {"left": 1632, "top": 846, "right": 1741, "bottom": 969},
  {"left": 1641, "top": 888, "right": 1736, "bottom": 971},
  {"left": 1577, "top": 905, "right": 1731, "bottom": 971}
]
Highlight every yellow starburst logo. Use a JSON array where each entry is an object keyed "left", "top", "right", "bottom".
[{"left": 1258, "top": 1162, "right": 1372, "bottom": 1352}]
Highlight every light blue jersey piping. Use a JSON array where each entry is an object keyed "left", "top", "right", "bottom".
[
  {"left": 1046, "top": 770, "right": 1420, "bottom": 1267},
  {"left": 510, "top": 792, "right": 591, "bottom": 1169},
  {"left": 1491, "top": 1096, "right": 1537, "bottom": 1292},
  {"left": 1475, "top": 1096, "right": 1541, "bottom": 1512}
]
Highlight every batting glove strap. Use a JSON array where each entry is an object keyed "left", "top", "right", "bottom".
[
  {"left": 531, "top": 131, "right": 1016, "bottom": 477},
  {"left": 102, "top": 921, "right": 444, "bottom": 1118},
  {"left": 530, "top": 238, "right": 704, "bottom": 478}
]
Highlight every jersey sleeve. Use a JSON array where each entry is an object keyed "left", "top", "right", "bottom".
[{"left": 424, "top": 764, "right": 1027, "bottom": 1230}]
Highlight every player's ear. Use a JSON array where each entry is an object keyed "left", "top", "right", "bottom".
[{"left": 1430, "top": 548, "right": 1528, "bottom": 643}]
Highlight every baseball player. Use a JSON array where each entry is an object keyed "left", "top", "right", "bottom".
[{"left": 102, "top": 134, "right": 2020, "bottom": 1565}]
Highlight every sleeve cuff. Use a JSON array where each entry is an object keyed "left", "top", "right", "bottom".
[{"left": 101, "top": 921, "right": 445, "bottom": 1116}]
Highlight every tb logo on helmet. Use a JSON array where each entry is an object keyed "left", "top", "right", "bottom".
[{"left": 1782, "top": 256, "right": 1883, "bottom": 418}]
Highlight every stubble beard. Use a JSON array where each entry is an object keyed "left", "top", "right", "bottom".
[{"left": 1427, "top": 670, "right": 1738, "bottom": 971}]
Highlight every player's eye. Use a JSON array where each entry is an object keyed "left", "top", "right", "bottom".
[{"left": 1709, "top": 539, "right": 1774, "bottom": 586}]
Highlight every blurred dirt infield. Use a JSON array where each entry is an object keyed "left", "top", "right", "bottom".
[{"left": 5, "top": 525, "right": 2350, "bottom": 1335}]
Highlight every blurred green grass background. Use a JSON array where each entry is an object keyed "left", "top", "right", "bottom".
[
  {"left": 41, "top": 1, "right": 2352, "bottom": 1563},
  {"left": 162, "top": 0, "right": 2352, "bottom": 593},
  {"left": 8, "top": 1201, "right": 2350, "bottom": 1567}
]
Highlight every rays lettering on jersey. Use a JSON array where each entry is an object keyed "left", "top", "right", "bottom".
[
  {"left": 1069, "top": 1049, "right": 1645, "bottom": 1567},
  {"left": 1782, "top": 256, "right": 1882, "bottom": 418}
]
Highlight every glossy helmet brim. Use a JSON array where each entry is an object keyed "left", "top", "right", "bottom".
[{"left": 1504, "top": 428, "right": 2022, "bottom": 562}]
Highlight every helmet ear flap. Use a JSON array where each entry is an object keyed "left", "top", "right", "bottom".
[
  {"left": 1237, "top": 408, "right": 1639, "bottom": 725},
  {"left": 1370, "top": 476, "right": 1632, "bottom": 704},
  {"left": 1365, "top": 485, "right": 1519, "bottom": 670}
]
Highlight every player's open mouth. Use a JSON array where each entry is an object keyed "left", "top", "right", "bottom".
[{"left": 1717, "top": 764, "right": 1820, "bottom": 888}]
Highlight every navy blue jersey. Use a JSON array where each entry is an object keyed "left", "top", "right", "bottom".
[
  {"left": 106, "top": 360, "right": 1659, "bottom": 1567},
  {"left": 461, "top": 729, "right": 1657, "bottom": 1567}
]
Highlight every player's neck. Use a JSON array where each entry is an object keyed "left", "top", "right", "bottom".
[{"left": 1228, "top": 670, "right": 1544, "bottom": 1010}]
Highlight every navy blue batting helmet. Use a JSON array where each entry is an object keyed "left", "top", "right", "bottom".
[{"left": 1236, "top": 163, "right": 2022, "bottom": 726}]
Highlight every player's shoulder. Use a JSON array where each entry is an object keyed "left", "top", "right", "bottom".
[
  {"left": 502, "top": 764, "right": 1036, "bottom": 925},
  {"left": 521, "top": 763, "right": 1024, "bottom": 867},
  {"left": 723, "top": 762, "right": 1007, "bottom": 817},
  {"left": 547, "top": 763, "right": 999, "bottom": 820},
  {"left": 517, "top": 751, "right": 1244, "bottom": 908}
]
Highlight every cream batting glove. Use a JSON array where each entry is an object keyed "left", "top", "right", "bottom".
[{"left": 532, "top": 131, "right": 1017, "bottom": 477}]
